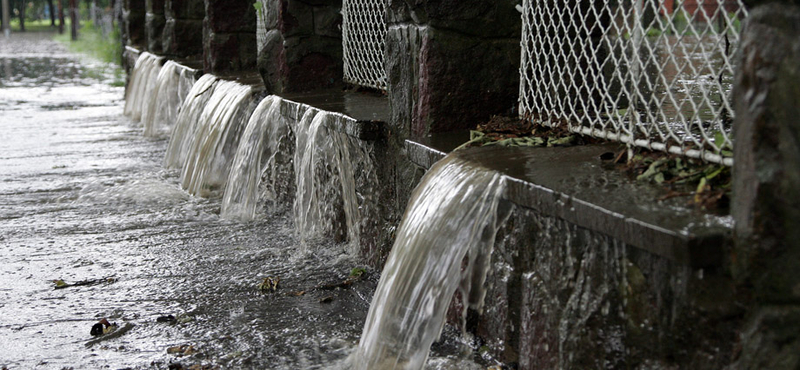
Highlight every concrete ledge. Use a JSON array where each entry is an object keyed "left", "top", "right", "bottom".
[{"left": 406, "top": 139, "right": 732, "bottom": 267}]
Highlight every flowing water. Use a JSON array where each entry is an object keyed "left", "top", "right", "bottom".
[
  {"left": 142, "top": 60, "right": 197, "bottom": 137},
  {"left": 221, "top": 95, "right": 286, "bottom": 221},
  {"left": 352, "top": 154, "right": 510, "bottom": 370},
  {"left": 0, "top": 34, "right": 372, "bottom": 369},
  {"left": 123, "top": 52, "right": 163, "bottom": 122},
  {"left": 1, "top": 34, "right": 493, "bottom": 369}
]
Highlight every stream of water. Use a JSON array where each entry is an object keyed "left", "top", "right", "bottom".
[{"left": 1, "top": 34, "right": 495, "bottom": 369}]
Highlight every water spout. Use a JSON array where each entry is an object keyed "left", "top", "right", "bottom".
[
  {"left": 352, "top": 152, "right": 509, "bottom": 370},
  {"left": 142, "top": 60, "right": 196, "bottom": 137},
  {"left": 165, "top": 74, "right": 218, "bottom": 169},
  {"left": 123, "top": 52, "right": 163, "bottom": 122},
  {"left": 180, "top": 80, "right": 255, "bottom": 197},
  {"left": 221, "top": 95, "right": 292, "bottom": 220},
  {"left": 294, "top": 109, "right": 364, "bottom": 248}
]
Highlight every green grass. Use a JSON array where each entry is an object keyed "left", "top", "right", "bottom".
[
  {"left": 53, "top": 21, "right": 121, "bottom": 65},
  {"left": 8, "top": 18, "right": 61, "bottom": 32},
  {"left": 52, "top": 21, "right": 125, "bottom": 86}
]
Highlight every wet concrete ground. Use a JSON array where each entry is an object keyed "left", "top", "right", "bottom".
[
  {"left": 0, "top": 33, "right": 485, "bottom": 370},
  {"left": 0, "top": 33, "right": 381, "bottom": 369}
]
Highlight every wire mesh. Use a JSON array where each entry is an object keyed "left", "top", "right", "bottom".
[
  {"left": 519, "top": 0, "right": 747, "bottom": 165},
  {"left": 342, "top": 0, "right": 387, "bottom": 90}
]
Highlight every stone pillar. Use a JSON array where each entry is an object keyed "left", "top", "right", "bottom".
[
  {"left": 732, "top": 3, "right": 800, "bottom": 368},
  {"left": 145, "top": 0, "right": 166, "bottom": 53},
  {"left": 163, "top": 0, "right": 204, "bottom": 59},
  {"left": 256, "top": 0, "right": 343, "bottom": 94},
  {"left": 203, "top": 0, "right": 258, "bottom": 73},
  {"left": 123, "top": 0, "right": 146, "bottom": 47},
  {"left": 386, "top": 0, "right": 521, "bottom": 138}
]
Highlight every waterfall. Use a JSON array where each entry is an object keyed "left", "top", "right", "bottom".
[
  {"left": 221, "top": 95, "right": 292, "bottom": 220},
  {"left": 142, "top": 60, "right": 196, "bottom": 137},
  {"left": 180, "top": 80, "right": 255, "bottom": 197},
  {"left": 352, "top": 152, "right": 509, "bottom": 370},
  {"left": 123, "top": 52, "right": 163, "bottom": 122},
  {"left": 164, "top": 74, "right": 256, "bottom": 197},
  {"left": 165, "top": 74, "right": 219, "bottom": 169},
  {"left": 293, "top": 109, "right": 363, "bottom": 247},
  {"left": 220, "top": 95, "right": 376, "bottom": 254}
]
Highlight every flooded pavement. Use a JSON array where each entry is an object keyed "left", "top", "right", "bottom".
[
  {"left": 0, "top": 33, "right": 378, "bottom": 369},
  {"left": 0, "top": 33, "right": 485, "bottom": 370}
]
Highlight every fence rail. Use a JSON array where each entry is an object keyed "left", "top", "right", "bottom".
[
  {"left": 342, "top": 0, "right": 387, "bottom": 90},
  {"left": 519, "top": 0, "right": 747, "bottom": 165}
]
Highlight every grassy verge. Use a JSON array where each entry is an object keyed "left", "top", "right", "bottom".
[
  {"left": 8, "top": 18, "right": 60, "bottom": 32},
  {"left": 53, "top": 21, "right": 125, "bottom": 87},
  {"left": 53, "top": 21, "right": 121, "bottom": 64}
]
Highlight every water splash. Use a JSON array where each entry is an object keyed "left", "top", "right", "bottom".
[
  {"left": 221, "top": 95, "right": 292, "bottom": 220},
  {"left": 179, "top": 80, "right": 255, "bottom": 197},
  {"left": 142, "top": 60, "right": 196, "bottom": 137},
  {"left": 123, "top": 52, "right": 163, "bottom": 122},
  {"left": 352, "top": 153, "right": 509, "bottom": 370},
  {"left": 165, "top": 74, "right": 218, "bottom": 169}
]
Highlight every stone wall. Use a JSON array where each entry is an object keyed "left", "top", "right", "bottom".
[
  {"left": 732, "top": 3, "right": 800, "bottom": 368},
  {"left": 123, "top": 0, "right": 146, "bottom": 48},
  {"left": 162, "top": 0, "right": 205, "bottom": 58},
  {"left": 256, "top": 0, "right": 344, "bottom": 94},
  {"left": 472, "top": 205, "right": 741, "bottom": 368},
  {"left": 204, "top": 0, "right": 258, "bottom": 73},
  {"left": 386, "top": 0, "right": 521, "bottom": 138},
  {"left": 146, "top": 0, "right": 166, "bottom": 53}
]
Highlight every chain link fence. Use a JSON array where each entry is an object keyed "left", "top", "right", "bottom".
[
  {"left": 342, "top": 0, "right": 387, "bottom": 90},
  {"left": 519, "top": 0, "right": 747, "bottom": 165}
]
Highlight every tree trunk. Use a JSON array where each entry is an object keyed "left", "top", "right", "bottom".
[
  {"left": 18, "top": 0, "right": 25, "bottom": 32},
  {"left": 1, "top": 0, "right": 8, "bottom": 37},
  {"left": 57, "top": 0, "right": 64, "bottom": 34},
  {"left": 69, "top": 0, "right": 77, "bottom": 40},
  {"left": 47, "top": 0, "right": 55, "bottom": 26}
]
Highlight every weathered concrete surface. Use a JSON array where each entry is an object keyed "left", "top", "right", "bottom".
[
  {"left": 256, "top": 0, "right": 343, "bottom": 94},
  {"left": 203, "top": 0, "right": 258, "bottom": 73},
  {"left": 386, "top": 0, "right": 520, "bottom": 138},
  {"left": 732, "top": 3, "right": 800, "bottom": 368}
]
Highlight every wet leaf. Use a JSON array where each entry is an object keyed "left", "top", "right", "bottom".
[
  {"left": 547, "top": 135, "right": 575, "bottom": 147},
  {"left": 258, "top": 276, "right": 280, "bottom": 292},
  {"left": 53, "top": 279, "right": 67, "bottom": 288},
  {"left": 167, "top": 344, "right": 197, "bottom": 356},
  {"left": 349, "top": 267, "right": 367, "bottom": 278},
  {"left": 636, "top": 158, "right": 668, "bottom": 182}
]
